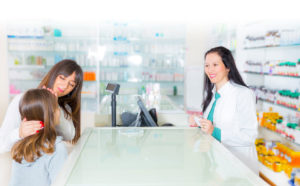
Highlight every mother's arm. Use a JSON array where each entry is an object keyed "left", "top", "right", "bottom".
[
  {"left": 55, "top": 107, "right": 75, "bottom": 141},
  {"left": 0, "top": 94, "right": 42, "bottom": 153},
  {"left": 0, "top": 94, "right": 22, "bottom": 153}
]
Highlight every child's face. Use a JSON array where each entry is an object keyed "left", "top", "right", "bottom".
[{"left": 54, "top": 108, "right": 60, "bottom": 125}]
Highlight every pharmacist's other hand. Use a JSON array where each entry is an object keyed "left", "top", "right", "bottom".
[
  {"left": 199, "top": 118, "right": 214, "bottom": 135},
  {"left": 42, "top": 85, "right": 57, "bottom": 97},
  {"left": 19, "top": 118, "right": 44, "bottom": 138},
  {"left": 188, "top": 112, "right": 203, "bottom": 127}
]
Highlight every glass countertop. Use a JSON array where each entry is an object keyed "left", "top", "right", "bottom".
[{"left": 54, "top": 128, "right": 266, "bottom": 186}]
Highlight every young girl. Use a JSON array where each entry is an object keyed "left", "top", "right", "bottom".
[{"left": 9, "top": 89, "right": 68, "bottom": 186}]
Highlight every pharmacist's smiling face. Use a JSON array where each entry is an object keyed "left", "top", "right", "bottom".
[
  {"left": 205, "top": 53, "right": 229, "bottom": 85},
  {"left": 52, "top": 72, "right": 76, "bottom": 97}
]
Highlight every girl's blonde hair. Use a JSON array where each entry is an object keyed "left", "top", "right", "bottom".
[{"left": 11, "top": 89, "right": 58, "bottom": 163}]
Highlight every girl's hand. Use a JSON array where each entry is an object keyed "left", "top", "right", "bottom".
[
  {"left": 42, "top": 85, "right": 57, "bottom": 97},
  {"left": 19, "top": 118, "right": 44, "bottom": 138},
  {"left": 199, "top": 118, "right": 214, "bottom": 135}
]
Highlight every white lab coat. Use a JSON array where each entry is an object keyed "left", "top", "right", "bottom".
[
  {"left": 203, "top": 81, "right": 258, "bottom": 174},
  {"left": 0, "top": 93, "right": 75, "bottom": 153}
]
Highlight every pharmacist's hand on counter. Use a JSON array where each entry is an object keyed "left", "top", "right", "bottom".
[
  {"left": 199, "top": 118, "right": 214, "bottom": 135},
  {"left": 19, "top": 118, "right": 44, "bottom": 138}
]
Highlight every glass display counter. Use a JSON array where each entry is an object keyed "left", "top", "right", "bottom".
[
  {"left": 53, "top": 128, "right": 267, "bottom": 186},
  {"left": 99, "top": 94, "right": 184, "bottom": 115}
]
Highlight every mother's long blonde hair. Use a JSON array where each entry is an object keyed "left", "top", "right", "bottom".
[{"left": 11, "top": 89, "right": 58, "bottom": 163}]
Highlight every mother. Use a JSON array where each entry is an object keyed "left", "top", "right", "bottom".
[{"left": 0, "top": 59, "right": 83, "bottom": 152}]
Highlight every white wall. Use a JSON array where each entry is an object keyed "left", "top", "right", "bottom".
[
  {"left": 0, "top": 23, "right": 9, "bottom": 126},
  {"left": 184, "top": 23, "right": 213, "bottom": 112}
]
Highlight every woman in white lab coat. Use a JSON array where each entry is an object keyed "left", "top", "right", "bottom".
[
  {"left": 0, "top": 59, "right": 83, "bottom": 153},
  {"left": 192, "top": 46, "right": 258, "bottom": 174}
]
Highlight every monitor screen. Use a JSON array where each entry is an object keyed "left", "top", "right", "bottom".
[
  {"left": 105, "top": 83, "right": 120, "bottom": 94},
  {"left": 137, "top": 97, "right": 157, "bottom": 127}
]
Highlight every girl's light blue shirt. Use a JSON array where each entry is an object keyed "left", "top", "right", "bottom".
[{"left": 9, "top": 136, "right": 68, "bottom": 186}]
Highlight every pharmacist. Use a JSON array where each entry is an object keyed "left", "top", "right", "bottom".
[{"left": 191, "top": 46, "right": 258, "bottom": 174}]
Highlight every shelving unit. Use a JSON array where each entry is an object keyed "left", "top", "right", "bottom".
[
  {"left": 244, "top": 44, "right": 300, "bottom": 50},
  {"left": 258, "top": 99, "right": 300, "bottom": 113},
  {"left": 238, "top": 22, "right": 300, "bottom": 185},
  {"left": 258, "top": 126, "right": 300, "bottom": 150},
  {"left": 244, "top": 71, "right": 300, "bottom": 79},
  {"left": 6, "top": 33, "right": 99, "bottom": 112},
  {"left": 6, "top": 22, "right": 186, "bottom": 113},
  {"left": 257, "top": 126, "right": 300, "bottom": 185},
  {"left": 97, "top": 22, "right": 186, "bottom": 103},
  {"left": 258, "top": 162, "right": 290, "bottom": 186}
]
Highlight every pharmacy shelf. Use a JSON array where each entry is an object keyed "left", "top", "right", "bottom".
[
  {"left": 99, "top": 37, "right": 185, "bottom": 44},
  {"left": 7, "top": 35, "right": 99, "bottom": 40},
  {"left": 8, "top": 50, "right": 88, "bottom": 55},
  {"left": 244, "top": 43, "right": 300, "bottom": 50},
  {"left": 259, "top": 162, "right": 290, "bottom": 186},
  {"left": 100, "top": 80, "right": 184, "bottom": 84},
  {"left": 7, "top": 35, "right": 45, "bottom": 39},
  {"left": 9, "top": 65, "right": 97, "bottom": 69},
  {"left": 244, "top": 71, "right": 300, "bottom": 79},
  {"left": 8, "top": 65, "right": 48, "bottom": 69},
  {"left": 10, "top": 78, "right": 97, "bottom": 82},
  {"left": 81, "top": 95, "right": 97, "bottom": 99},
  {"left": 258, "top": 99, "right": 300, "bottom": 113},
  {"left": 167, "top": 95, "right": 184, "bottom": 109},
  {"left": 81, "top": 66, "right": 97, "bottom": 69},
  {"left": 83, "top": 80, "right": 97, "bottom": 83},
  {"left": 9, "top": 79, "right": 43, "bottom": 81},
  {"left": 99, "top": 66, "right": 184, "bottom": 71},
  {"left": 258, "top": 126, "right": 300, "bottom": 150}
]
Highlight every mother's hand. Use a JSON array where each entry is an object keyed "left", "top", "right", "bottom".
[
  {"left": 42, "top": 85, "right": 57, "bottom": 97},
  {"left": 19, "top": 118, "right": 44, "bottom": 138},
  {"left": 199, "top": 118, "right": 214, "bottom": 135}
]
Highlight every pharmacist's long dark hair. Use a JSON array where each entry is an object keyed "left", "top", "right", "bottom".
[
  {"left": 202, "top": 46, "right": 248, "bottom": 113},
  {"left": 38, "top": 59, "right": 83, "bottom": 143}
]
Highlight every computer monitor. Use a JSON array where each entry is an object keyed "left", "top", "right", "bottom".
[
  {"left": 105, "top": 83, "right": 120, "bottom": 95},
  {"left": 137, "top": 96, "right": 157, "bottom": 127}
]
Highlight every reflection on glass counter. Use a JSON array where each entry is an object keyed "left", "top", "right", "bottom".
[{"left": 53, "top": 128, "right": 267, "bottom": 186}]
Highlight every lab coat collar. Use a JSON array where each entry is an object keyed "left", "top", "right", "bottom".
[{"left": 212, "top": 80, "right": 231, "bottom": 97}]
